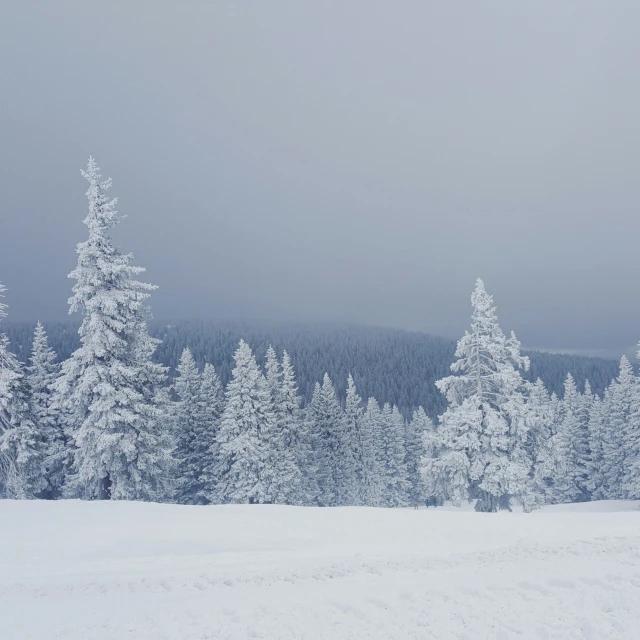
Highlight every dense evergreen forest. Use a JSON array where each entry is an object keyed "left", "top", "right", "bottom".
[
  {"left": 2, "top": 158, "right": 636, "bottom": 512},
  {"left": 3, "top": 319, "right": 620, "bottom": 418}
]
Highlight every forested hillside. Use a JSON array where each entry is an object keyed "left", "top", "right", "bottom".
[
  {"left": 2, "top": 319, "right": 619, "bottom": 418},
  {"left": 0, "top": 159, "right": 634, "bottom": 511}
]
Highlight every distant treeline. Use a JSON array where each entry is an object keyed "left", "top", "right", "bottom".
[{"left": 2, "top": 320, "right": 620, "bottom": 418}]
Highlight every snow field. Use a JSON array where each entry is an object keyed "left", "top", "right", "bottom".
[{"left": 1, "top": 500, "right": 640, "bottom": 639}]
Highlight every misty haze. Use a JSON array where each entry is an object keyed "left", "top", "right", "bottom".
[{"left": 1, "top": 3, "right": 640, "bottom": 639}]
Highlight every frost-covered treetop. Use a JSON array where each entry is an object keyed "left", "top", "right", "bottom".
[
  {"left": 281, "top": 350, "right": 297, "bottom": 392},
  {"left": 69, "top": 157, "right": 156, "bottom": 320},
  {"left": 27, "top": 322, "right": 59, "bottom": 383},
  {"left": 0, "top": 281, "right": 7, "bottom": 321},
  {"left": 437, "top": 278, "right": 529, "bottom": 407},
  {"left": 345, "top": 374, "right": 362, "bottom": 414},
  {"left": 617, "top": 355, "right": 633, "bottom": 384},
  {"left": 81, "top": 156, "right": 123, "bottom": 234},
  {"left": 0, "top": 283, "right": 18, "bottom": 373}
]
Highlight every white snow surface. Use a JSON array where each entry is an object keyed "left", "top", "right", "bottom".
[{"left": 1, "top": 500, "right": 640, "bottom": 639}]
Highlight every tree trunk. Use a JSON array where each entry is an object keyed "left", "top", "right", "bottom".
[{"left": 99, "top": 473, "right": 112, "bottom": 500}]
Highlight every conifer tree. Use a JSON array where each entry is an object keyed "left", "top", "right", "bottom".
[
  {"left": 586, "top": 393, "right": 607, "bottom": 500},
  {"left": 624, "top": 348, "right": 640, "bottom": 498},
  {"left": 308, "top": 374, "right": 346, "bottom": 506},
  {"left": 173, "top": 348, "right": 209, "bottom": 504},
  {"left": 201, "top": 363, "right": 225, "bottom": 423},
  {"left": 0, "top": 284, "right": 46, "bottom": 498},
  {"left": 426, "top": 279, "right": 532, "bottom": 512},
  {"left": 406, "top": 406, "right": 433, "bottom": 504},
  {"left": 27, "top": 322, "right": 65, "bottom": 498},
  {"left": 278, "top": 350, "right": 313, "bottom": 504},
  {"left": 548, "top": 374, "right": 590, "bottom": 503},
  {"left": 264, "top": 346, "right": 282, "bottom": 407},
  {"left": 578, "top": 380, "right": 594, "bottom": 498},
  {"left": 212, "top": 340, "right": 276, "bottom": 504},
  {"left": 420, "top": 406, "right": 446, "bottom": 506},
  {"left": 523, "top": 378, "right": 556, "bottom": 509},
  {"left": 549, "top": 392, "right": 561, "bottom": 433},
  {"left": 52, "top": 158, "right": 173, "bottom": 501},
  {"left": 378, "top": 404, "right": 409, "bottom": 507},
  {"left": 342, "top": 374, "right": 363, "bottom": 505},
  {"left": 263, "top": 346, "right": 302, "bottom": 504},
  {"left": 359, "top": 397, "right": 384, "bottom": 506},
  {"left": 197, "top": 362, "right": 225, "bottom": 502},
  {"left": 600, "top": 358, "right": 634, "bottom": 499}
]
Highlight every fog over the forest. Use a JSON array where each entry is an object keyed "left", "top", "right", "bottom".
[{"left": 1, "top": 1, "right": 639, "bottom": 356}]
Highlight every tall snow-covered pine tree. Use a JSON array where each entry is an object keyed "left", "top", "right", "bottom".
[
  {"left": 341, "top": 374, "right": 362, "bottom": 505},
  {"left": 263, "top": 346, "right": 302, "bottom": 504},
  {"left": 52, "top": 158, "right": 173, "bottom": 501},
  {"left": 211, "top": 340, "right": 276, "bottom": 504},
  {"left": 198, "top": 362, "right": 225, "bottom": 502},
  {"left": 173, "top": 348, "right": 208, "bottom": 504},
  {"left": 406, "top": 406, "right": 433, "bottom": 505},
  {"left": 308, "top": 374, "right": 346, "bottom": 506},
  {"left": 379, "top": 404, "right": 409, "bottom": 507},
  {"left": 359, "top": 397, "right": 384, "bottom": 507},
  {"left": 600, "top": 358, "right": 634, "bottom": 499},
  {"left": 425, "top": 279, "right": 532, "bottom": 512},
  {"left": 0, "top": 283, "right": 46, "bottom": 498},
  {"left": 280, "top": 350, "right": 316, "bottom": 505},
  {"left": 27, "top": 322, "right": 65, "bottom": 498}
]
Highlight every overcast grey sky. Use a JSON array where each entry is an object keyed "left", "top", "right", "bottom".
[{"left": 1, "top": 1, "right": 639, "bottom": 354}]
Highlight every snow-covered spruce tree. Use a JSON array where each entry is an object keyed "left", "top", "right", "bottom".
[
  {"left": 264, "top": 346, "right": 281, "bottom": 408},
  {"left": 308, "top": 374, "right": 347, "bottom": 506},
  {"left": 523, "top": 378, "right": 556, "bottom": 509},
  {"left": 549, "top": 391, "right": 561, "bottom": 432},
  {"left": 427, "top": 279, "right": 532, "bottom": 512},
  {"left": 211, "top": 340, "right": 276, "bottom": 504},
  {"left": 341, "top": 374, "right": 362, "bottom": 506},
  {"left": 625, "top": 427, "right": 640, "bottom": 499},
  {"left": 173, "top": 348, "right": 208, "bottom": 504},
  {"left": 263, "top": 346, "right": 302, "bottom": 504},
  {"left": 406, "top": 406, "right": 434, "bottom": 505},
  {"left": 378, "top": 404, "right": 409, "bottom": 507},
  {"left": 578, "top": 380, "right": 595, "bottom": 498},
  {"left": 279, "top": 350, "right": 316, "bottom": 504},
  {"left": 27, "top": 322, "right": 65, "bottom": 498},
  {"left": 548, "top": 374, "right": 590, "bottom": 504},
  {"left": 599, "top": 358, "right": 635, "bottom": 499},
  {"left": 359, "top": 397, "right": 384, "bottom": 506},
  {"left": 586, "top": 393, "right": 607, "bottom": 500},
  {"left": 201, "top": 363, "right": 224, "bottom": 421},
  {"left": 419, "top": 406, "right": 447, "bottom": 506},
  {"left": 624, "top": 347, "right": 640, "bottom": 498},
  {"left": 52, "top": 158, "right": 173, "bottom": 501},
  {"left": 0, "top": 284, "right": 46, "bottom": 498},
  {"left": 197, "top": 362, "right": 225, "bottom": 502}
]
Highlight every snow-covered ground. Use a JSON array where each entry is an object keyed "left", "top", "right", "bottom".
[{"left": 1, "top": 500, "right": 639, "bottom": 639}]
